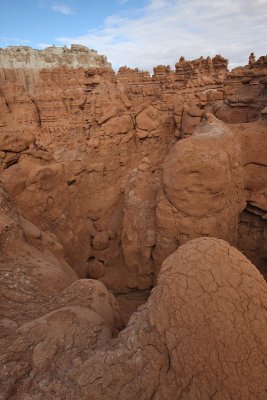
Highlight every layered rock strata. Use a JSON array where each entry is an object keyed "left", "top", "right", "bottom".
[
  {"left": 0, "top": 47, "right": 266, "bottom": 290},
  {"left": 0, "top": 45, "right": 266, "bottom": 399},
  {"left": 0, "top": 44, "right": 111, "bottom": 69}
]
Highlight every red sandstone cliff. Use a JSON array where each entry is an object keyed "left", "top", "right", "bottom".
[
  {"left": 0, "top": 45, "right": 266, "bottom": 399},
  {"left": 0, "top": 48, "right": 266, "bottom": 288}
]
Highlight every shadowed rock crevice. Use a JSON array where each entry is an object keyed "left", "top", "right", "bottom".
[
  {"left": 0, "top": 49, "right": 266, "bottom": 290},
  {"left": 0, "top": 232, "right": 266, "bottom": 399},
  {"left": 0, "top": 47, "right": 266, "bottom": 399}
]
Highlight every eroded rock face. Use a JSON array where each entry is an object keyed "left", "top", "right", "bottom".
[
  {"left": 0, "top": 182, "right": 78, "bottom": 324},
  {"left": 0, "top": 48, "right": 266, "bottom": 289},
  {"left": 1, "top": 237, "right": 266, "bottom": 399},
  {"left": 0, "top": 44, "right": 111, "bottom": 69},
  {"left": 153, "top": 115, "right": 246, "bottom": 270},
  {"left": 0, "top": 47, "right": 266, "bottom": 397}
]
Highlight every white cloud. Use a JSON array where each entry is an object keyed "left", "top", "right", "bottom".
[
  {"left": 148, "top": 0, "right": 175, "bottom": 10},
  {"left": 55, "top": 0, "right": 267, "bottom": 71},
  {"left": 0, "top": 37, "right": 31, "bottom": 45},
  {"left": 37, "top": 43, "right": 53, "bottom": 49},
  {"left": 52, "top": 3, "right": 73, "bottom": 15}
]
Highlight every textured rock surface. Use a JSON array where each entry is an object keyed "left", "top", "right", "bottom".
[
  {"left": 0, "top": 44, "right": 111, "bottom": 69},
  {"left": 0, "top": 237, "right": 266, "bottom": 399},
  {"left": 153, "top": 114, "right": 246, "bottom": 270},
  {"left": 0, "top": 47, "right": 266, "bottom": 398},
  {"left": 0, "top": 49, "right": 266, "bottom": 289}
]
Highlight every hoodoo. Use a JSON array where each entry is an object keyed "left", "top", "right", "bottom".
[{"left": 0, "top": 44, "right": 266, "bottom": 399}]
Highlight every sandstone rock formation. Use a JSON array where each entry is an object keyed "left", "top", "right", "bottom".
[
  {"left": 0, "top": 46, "right": 266, "bottom": 398},
  {"left": 0, "top": 44, "right": 110, "bottom": 69},
  {"left": 1, "top": 234, "right": 266, "bottom": 399},
  {"left": 0, "top": 47, "right": 266, "bottom": 288}
]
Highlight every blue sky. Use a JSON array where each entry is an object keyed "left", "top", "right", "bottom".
[
  {"left": 0, "top": 0, "right": 266, "bottom": 70},
  {"left": 0, "top": 1, "right": 145, "bottom": 47}
]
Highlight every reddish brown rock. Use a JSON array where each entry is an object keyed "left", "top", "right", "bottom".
[
  {"left": 0, "top": 47, "right": 266, "bottom": 290},
  {"left": 0, "top": 238, "right": 266, "bottom": 399},
  {"left": 0, "top": 182, "right": 78, "bottom": 324},
  {"left": 58, "top": 279, "right": 123, "bottom": 333},
  {"left": 0, "top": 44, "right": 266, "bottom": 399}
]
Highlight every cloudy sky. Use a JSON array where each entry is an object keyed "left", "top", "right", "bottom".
[{"left": 0, "top": 0, "right": 266, "bottom": 70}]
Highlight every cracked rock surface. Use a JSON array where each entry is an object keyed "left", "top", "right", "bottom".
[
  {"left": 0, "top": 235, "right": 266, "bottom": 399},
  {"left": 0, "top": 49, "right": 266, "bottom": 398}
]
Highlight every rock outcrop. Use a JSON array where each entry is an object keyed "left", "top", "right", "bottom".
[
  {"left": 0, "top": 44, "right": 111, "bottom": 69},
  {"left": 0, "top": 47, "right": 266, "bottom": 288},
  {"left": 1, "top": 233, "right": 266, "bottom": 399},
  {"left": 0, "top": 45, "right": 266, "bottom": 398}
]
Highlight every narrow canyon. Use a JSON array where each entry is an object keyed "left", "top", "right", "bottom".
[{"left": 0, "top": 45, "right": 266, "bottom": 399}]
